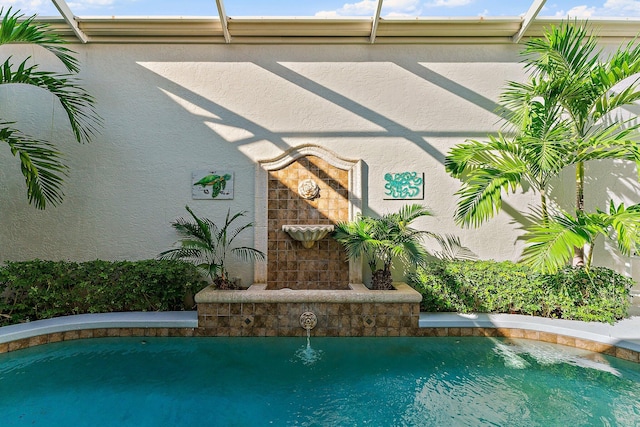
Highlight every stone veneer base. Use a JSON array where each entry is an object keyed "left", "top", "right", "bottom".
[{"left": 195, "top": 282, "right": 423, "bottom": 337}]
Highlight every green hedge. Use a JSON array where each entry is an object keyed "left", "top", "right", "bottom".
[
  {"left": 0, "top": 260, "right": 208, "bottom": 326},
  {"left": 408, "top": 260, "right": 633, "bottom": 323}
]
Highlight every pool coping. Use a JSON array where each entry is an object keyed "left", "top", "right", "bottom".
[
  {"left": 0, "top": 311, "right": 638, "bottom": 362},
  {"left": 419, "top": 313, "right": 640, "bottom": 354},
  {"left": 0, "top": 311, "right": 198, "bottom": 345}
]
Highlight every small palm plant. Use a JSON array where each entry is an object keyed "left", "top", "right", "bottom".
[
  {"left": 158, "top": 206, "right": 265, "bottom": 289},
  {"left": 333, "top": 204, "right": 436, "bottom": 290}
]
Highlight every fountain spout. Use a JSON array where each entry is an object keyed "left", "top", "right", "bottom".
[
  {"left": 299, "top": 312, "right": 318, "bottom": 331},
  {"left": 296, "top": 312, "right": 322, "bottom": 364}
]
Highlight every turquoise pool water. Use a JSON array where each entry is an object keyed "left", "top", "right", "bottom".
[{"left": 1, "top": 337, "right": 639, "bottom": 426}]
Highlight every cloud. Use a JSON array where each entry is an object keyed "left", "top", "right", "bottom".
[
  {"left": 315, "top": 0, "right": 376, "bottom": 17},
  {"left": 425, "top": 0, "right": 474, "bottom": 7},
  {"left": 1, "top": 0, "right": 120, "bottom": 15},
  {"left": 553, "top": 1, "right": 640, "bottom": 18},
  {"left": 602, "top": 0, "right": 640, "bottom": 15},
  {"left": 0, "top": 0, "right": 51, "bottom": 15},
  {"left": 315, "top": 0, "right": 420, "bottom": 17},
  {"left": 67, "top": 0, "right": 117, "bottom": 11},
  {"left": 554, "top": 5, "right": 596, "bottom": 18},
  {"left": 315, "top": 10, "right": 341, "bottom": 18}
]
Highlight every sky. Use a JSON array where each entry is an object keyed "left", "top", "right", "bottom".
[{"left": 0, "top": 0, "right": 639, "bottom": 19}]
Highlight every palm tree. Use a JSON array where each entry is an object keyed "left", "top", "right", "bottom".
[
  {"left": 0, "top": 8, "right": 101, "bottom": 208},
  {"left": 445, "top": 100, "right": 573, "bottom": 227},
  {"left": 446, "top": 22, "right": 640, "bottom": 271},
  {"left": 501, "top": 22, "right": 640, "bottom": 266},
  {"left": 158, "top": 206, "right": 265, "bottom": 289},
  {"left": 333, "top": 204, "right": 434, "bottom": 290}
]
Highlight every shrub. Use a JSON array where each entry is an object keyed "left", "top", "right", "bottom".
[
  {"left": 0, "top": 259, "right": 207, "bottom": 326},
  {"left": 542, "top": 266, "right": 632, "bottom": 323},
  {"left": 409, "top": 260, "right": 543, "bottom": 314},
  {"left": 408, "top": 260, "right": 633, "bottom": 323}
]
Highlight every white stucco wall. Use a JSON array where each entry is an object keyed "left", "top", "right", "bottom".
[{"left": 0, "top": 41, "right": 638, "bottom": 284}]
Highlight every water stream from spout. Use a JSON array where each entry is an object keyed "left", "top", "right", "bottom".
[
  {"left": 294, "top": 328, "right": 323, "bottom": 365},
  {"left": 294, "top": 312, "right": 323, "bottom": 365}
]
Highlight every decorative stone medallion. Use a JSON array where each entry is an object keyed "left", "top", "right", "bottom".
[
  {"left": 363, "top": 315, "right": 375, "bottom": 328},
  {"left": 298, "top": 178, "right": 321, "bottom": 200},
  {"left": 242, "top": 315, "right": 254, "bottom": 327},
  {"left": 300, "top": 312, "right": 318, "bottom": 330}
]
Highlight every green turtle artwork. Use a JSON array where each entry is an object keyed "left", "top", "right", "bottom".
[{"left": 194, "top": 173, "right": 232, "bottom": 198}]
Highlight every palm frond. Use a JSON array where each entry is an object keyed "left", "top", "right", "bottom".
[
  {"left": 606, "top": 202, "right": 640, "bottom": 256},
  {"left": 500, "top": 77, "right": 571, "bottom": 129},
  {"left": 522, "top": 22, "right": 599, "bottom": 80},
  {"left": 183, "top": 206, "right": 215, "bottom": 242},
  {"left": 445, "top": 139, "right": 495, "bottom": 176},
  {"left": 453, "top": 165, "right": 524, "bottom": 227},
  {"left": 222, "top": 210, "right": 252, "bottom": 245},
  {"left": 592, "top": 79, "right": 640, "bottom": 120},
  {"left": 0, "top": 124, "right": 67, "bottom": 209},
  {"left": 387, "top": 203, "right": 433, "bottom": 226},
  {"left": 587, "top": 40, "right": 640, "bottom": 108},
  {"left": 432, "top": 234, "right": 478, "bottom": 261},
  {"left": 574, "top": 120, "right": 640, "bottom": 165},
  {"left": 0, "top": 7, "right": 79, "bottom": 72},
  {"left": 157, "top": 247, "right": 203, "bottom": 261},
  {"left": 0, "top": 8, "right": 102, "bottom": 209},
  {"left": 226, "top": 222, "right": 254, "bottom": 246},
  {"left": 333, "top": 219, "right": 376, "bottom": 263},
  {"left": 448, "top": 134, "right": 527, "bottom": 177},
  {"left": 606, "top": 37, "right": 640, "bottom": 77},
  {"left": 446, "top": 134, "right": 546, "bottom": 227},
  {"left": 171, "top": 218, "right": 210, "bottom": 244},
  {"left": 521, "top": 211, "right": 591, "bottom": 274},
  {"left": 0, "top": 58, "right": 101, "bottom": 144},
  {"left": 230, "top": 247, "right": 266, "bottom": 262},
  {"left": 500, "top": 80, "right": 537, "bottom": 128}
]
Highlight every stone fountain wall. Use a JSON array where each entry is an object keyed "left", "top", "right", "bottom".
[
  {"left": 194, "top": 145, "right": 428, "bottom": 337},
  {"left": 266, "top": 155, "right": 349, "bottom": 290}
]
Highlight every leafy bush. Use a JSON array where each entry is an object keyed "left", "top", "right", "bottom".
[
  {"left": 408, "top": 260, "right": 633, "bottom": 323},
  {"left": 0, "top": 260, "right": 207, "bottom": 326},
  {"left": 542, "top": 266, "right": 632, "bottom": 323}
]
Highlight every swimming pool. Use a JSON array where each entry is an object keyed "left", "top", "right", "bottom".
[{"left": 1, "top": 337, "right": 639, "bottom": 426}]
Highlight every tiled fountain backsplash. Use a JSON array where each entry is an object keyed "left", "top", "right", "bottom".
[{"left": 267, "top": 155, "right": 350, "bottom": 290}]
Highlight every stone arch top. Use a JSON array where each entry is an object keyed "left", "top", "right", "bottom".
[{"left": 259, "top": 144, "right": 359, "bottom": 172}]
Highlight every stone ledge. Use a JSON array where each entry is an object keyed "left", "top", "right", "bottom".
[{"left": 195, "top": 282, "right": 422, "bottom": 304}]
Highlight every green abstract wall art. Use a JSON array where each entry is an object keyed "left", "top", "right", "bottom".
[
  {"left": 384, "top": 172, "right": 424, "bottom": 200},
  {"left": 192, "top": 170, "right": 234, "bottom": 200}
]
